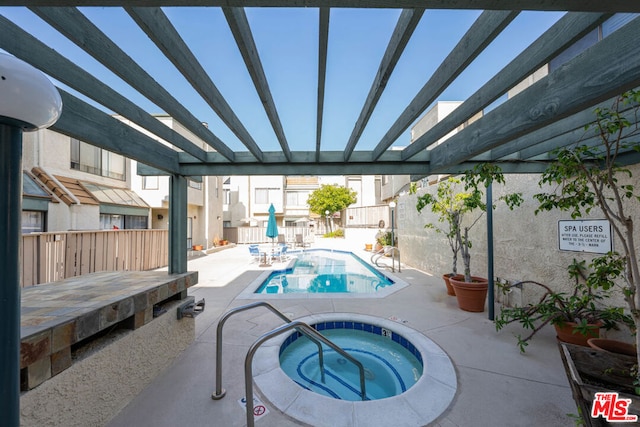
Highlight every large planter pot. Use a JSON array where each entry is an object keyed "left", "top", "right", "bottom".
[
  {"left": 449, "top": 276, "right": 488, "bottom": 312},
  {"left": 442, "top": 273, "right": 460, "bottom": 296},
  {"left": 587, "top": 338, "right": 637, "bottom": 359},
  {"left": 554, "top": 321, "right": 601, "bottom": 347}
]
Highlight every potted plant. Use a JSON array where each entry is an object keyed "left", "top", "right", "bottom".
[
  {"left": 375, "top": 230, "right": 392, "bottom": 251},
  {"left": 531, "top": 90, "right": 640, "bottom": 394},
  {"left": 414, "top": 178, "right": 463, "bottom": 295},
  {"left": 414, "top": 164, "right": 523, "bottom": 309},
  {"left": 495, "top": 258, "right": 634, "bottom": 352}
]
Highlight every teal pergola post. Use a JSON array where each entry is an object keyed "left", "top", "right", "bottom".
[
  {"left": 486, "top": 182, "right": 495, "bottom": 321},
  {"left": 169, "top": 174, "right": 188, "bottom": 274},
  {"left": 0, "top": 124, "right": 24, "bottom": 427}
]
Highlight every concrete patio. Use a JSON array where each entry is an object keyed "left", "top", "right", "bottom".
[{"left": 108, "top": 238, "right": 577, "bottom": 426}]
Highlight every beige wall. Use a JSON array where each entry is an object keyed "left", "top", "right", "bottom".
[{"left": 398, "top": 166, "right": 640, "bottom": 308}]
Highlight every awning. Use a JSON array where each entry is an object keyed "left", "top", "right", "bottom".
[
  {"left": 81, "top": 182, "right": 149, "bottom": 216},
  {"left": 30, "top": 168, "right": 149, "bottom": 216},
  {"left": 22, "top": 171, "right": 54, "bottom": 211}
]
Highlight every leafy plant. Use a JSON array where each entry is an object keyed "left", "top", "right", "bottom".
[
  {"left": 323, "top": 228, "right": 344, "bottom": 238},
  {"left": 375, "top": 230, "right": 392, "bottom": 246},
  {"left": 495, "top": 259, "right": 634, "bottom": 352},
  {"left": 414, "top": 164, "right": 523, "bottom": 282},
  {"left": 532, "top": 90, "right": 640, "bottom": 382},
  {"left": 307, "top": 185, "right": 357, "bottom": 217}
]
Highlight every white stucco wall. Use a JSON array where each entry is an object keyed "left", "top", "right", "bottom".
[{"left": 398, "top": 167, "right": 640, "bottom": 308}]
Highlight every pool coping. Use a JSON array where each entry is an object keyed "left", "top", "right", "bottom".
[
  {"left": 252, "top": 313, "right": 457, "bottom": 427},
  {"left": 237, "top": 248, "right": 410, "bottom": 299}
]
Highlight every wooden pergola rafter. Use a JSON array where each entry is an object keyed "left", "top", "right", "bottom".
[
  {"left": 1, "top": 5, "right": 639, "bottom": 424},
  {"left": 0, "top": 2, "right": 636, "bottom": 178}
]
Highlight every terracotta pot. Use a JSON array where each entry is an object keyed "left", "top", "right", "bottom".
[
  {"left": 442, "top": 273, "right": 460, "bottom": 296},
  {"left": 449, "top": 275, "right": 488, "bottom": 312},
  {"left": 587, "top": 338, "right": 638, "bottom": 358},
  {"left": 192, "top": 245, "right": 203, "bottom": 251},
  {"left": 554, "top": 321, "right": 600, "bottom": 346}
]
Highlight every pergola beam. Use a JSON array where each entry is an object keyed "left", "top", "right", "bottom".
[
  {"left": 372, "top": 10, "right": 519, "bottom": 160},
  {"left": 489, "top": 100, "right": 615, "bottom": 161},
  {"left": 343, "top": 8, "right": 424, "bottom": 161},
  {"left": 5, "top": 1, "right": 640, "bottom": 13},
  {"left": 223, "top": 7, "right": 292, "bottom": 160},
  {"left": 428, "top": 16, "right": 640, "bottom": 173},
  {"left": 401, "top": 12, "right": 610, "bottom": 161},
  {"left": 127, "top": 7, "right": 264, "bottom": 161},
  {"left": 315, "top": 7, "right": 329, "bottom": 161},
  {"left": 53, "top": 90, "right": 181, "bottom": 174},
  {"left": 0, "top": 15, "right": 210, "bottom": 162},
  {"left": 31, "top": 6, "right": 237, "bottom": 161}
]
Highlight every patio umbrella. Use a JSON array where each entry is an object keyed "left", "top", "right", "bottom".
[{"left": 266, "top": 203, "right": 278, "bottom": 245}]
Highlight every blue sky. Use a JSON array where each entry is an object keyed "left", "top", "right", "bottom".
[{"left": 0, "top": 7, "right": 565, "bottom": 152}]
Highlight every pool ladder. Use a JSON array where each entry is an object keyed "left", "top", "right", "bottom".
[
  {"left": 211, "top": 301, "right": 367, "bottom": 427},
  {"left": 371, "top": 246, "right": 401, "bottom": 272}
]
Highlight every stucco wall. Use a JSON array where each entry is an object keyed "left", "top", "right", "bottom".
[{"left": 397, "top": 166, "right": 640, "bottom": 308}]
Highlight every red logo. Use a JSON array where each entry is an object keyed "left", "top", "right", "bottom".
[{"left": 591, "top": 392, "right": 638, "bottom": 422}]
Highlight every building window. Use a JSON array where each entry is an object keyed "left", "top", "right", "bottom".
[
  {"left": 142, "top": 176, "right": 159, "bottom": 190},
  {"left": 100, "top": 214, "right": 123, "bottom": 230},
  {"left": 70, "top": 138, "right": 126, "bottom": 181},
  {"left": 100, "top": 214, "right": 148, "bottom": 230},
  {"left": 22, "top": 211, "right": 45, "bottom": 234},
  {"left": 125, "top": 215, "right": 148, "bottom": 229},
  {"left": 255, "top": 187, "right": 279, "bottom": 204},
  {"left": 189, "top": 178, "right": 202, "bottom": 190},
  {"left": 286, "top": 190, "right": 310, "bottom": 206},
  {"left": 223, "top": 188, "right": 230, "bottom": 205}
]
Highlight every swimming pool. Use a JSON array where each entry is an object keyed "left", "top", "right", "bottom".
[
  {"left": 279, "top": 322, "right": 423, "bottom": 401},
  {"left": 254, "top": 249, "right": 394, "bottom": 294}
]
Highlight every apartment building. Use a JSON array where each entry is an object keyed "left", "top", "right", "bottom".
[
  {"left": 21, "top": 116, "right": 223, "bottom": 249},
  {"left": 21, "top": 127, "right": 147, "bottom": 233},
  {"left": 223, "top": 174, "right": 382, "bottom": 237}
]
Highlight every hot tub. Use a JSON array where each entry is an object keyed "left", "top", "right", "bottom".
[{"left": 252, "top": 313, "right": 457, "bottom": 426}]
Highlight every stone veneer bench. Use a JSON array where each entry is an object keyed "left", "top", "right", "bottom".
[{"left": 20, "top": 270, "right": 198, "bottom": 426}]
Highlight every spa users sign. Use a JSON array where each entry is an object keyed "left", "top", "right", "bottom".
[{"left": 558, "top": 219, "right": 612, "bottom": 254}]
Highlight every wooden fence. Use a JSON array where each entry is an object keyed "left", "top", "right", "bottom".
[
  {"left": 21, "top": 229, "right": 169, "bottom": 287},
  {"left": 227, "top": 226, "right": 313, "bottom": 244}
]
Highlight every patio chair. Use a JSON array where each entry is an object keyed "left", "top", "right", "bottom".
[
  {"left": 270, "top": 245, "right": 284, "bottom": 263},
  {"left": 248, "top": 245, "right": 260, "bottom": 262},
  {"left": 278, "top": 243, "right": 289, "bottom": 261},
  {"left": 295, "top": 234, "right": 310, "bottom": 248}
]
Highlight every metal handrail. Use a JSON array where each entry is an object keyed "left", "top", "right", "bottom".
[
  {"left": 371, "top": 246, "right": 401, "bottom": 272},
  {"left": 211, "top": 301, "right": 325, "bottom": 400},
  {"left": 244, "top": 321, "right": 367, "bottom": 427}
]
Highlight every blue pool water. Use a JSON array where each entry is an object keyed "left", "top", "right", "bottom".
[
  {"left": 279, "top": 322, "right": 423, "bottom": 401},
  {"left": 254, "top": 249, "right": 394, "bottom": 294}
]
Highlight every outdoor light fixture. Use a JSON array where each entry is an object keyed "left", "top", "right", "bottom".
[
  {"left": 0, "top": 53, "right": 62, "bottom": 130},
  {"left": 0, "top": 53, "right": 62, "bottom": 427}
]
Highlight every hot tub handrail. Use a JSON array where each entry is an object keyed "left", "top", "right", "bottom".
[
  {"left": 211, "top": 301, "right": 325, "bottom": 400},
  {"left": 244, "top": 320, "right": 367, "bottom": 427}
]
